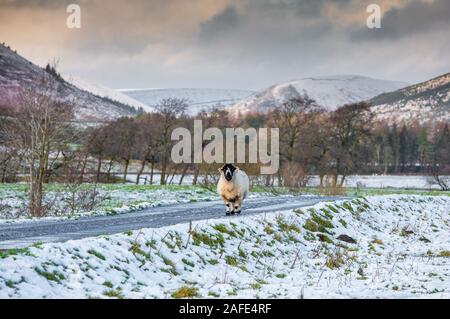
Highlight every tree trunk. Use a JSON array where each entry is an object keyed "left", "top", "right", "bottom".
[
  {"left": 265, "top": 174, "right": 271, "bottom": 187},
  {"left": 339, "top": 175, "right": 346, "bottom": 188},
  {"left": 319, "top": 174, "right": 324, "bottom": 188},
  {"left": 150, "top": 161, "right": 154, "bottom": 185},
  {"left": 96, "top": 157, "right": 102, "bottom": 183},
  {"left": 160, "top": 157, "right": 167, "bottom": 185},
  {"left": 106, "top": 159, "right": 114, "bottom": 182},
  {"left": 78, "top": 153, "right": 88, "bottom": 184},
  {"left": 178, "top": 165, "right": 188, "bottom": 185},
  {"left": 192, "top": 166, "right": 199, "bottom": 185},
  {"left": 136, "top": 158, "right": 146, "bottom": 185},
  {"left": 123, "top": 158, "right": 130, "bottom": 184},
  {"left": 168, "top": 166, "right": 178, "bottom": 185}
]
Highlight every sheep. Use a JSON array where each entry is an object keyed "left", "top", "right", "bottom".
[{"left": 217, "top": 163, "right": 249, "bottom": 216}]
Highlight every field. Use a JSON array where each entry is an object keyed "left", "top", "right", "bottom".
[{"left": 0, "top": 195, "right": 449, "bottom": 298}]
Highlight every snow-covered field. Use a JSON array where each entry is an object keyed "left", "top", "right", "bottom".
[
  {"left": 1, "top": 195, "right": 449, "bottom": 299},
  {"left": 308, "top": 175, "right": 445, "bottom": 190},
  {"left": 125, "top": 173, "right": 445, "bottom": 189},
  {"left": 0, "top": 185, "right": 216, "bottom": 222},
  {"left": 0, "top": 185, "right": 274, "bottom": 223}
]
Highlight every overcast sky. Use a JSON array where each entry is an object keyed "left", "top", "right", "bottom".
[{"left": 0, "top": 0, "right": 449, "bottom": 90}]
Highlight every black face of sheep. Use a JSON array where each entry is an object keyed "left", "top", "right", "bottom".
[{"left": 220, "top": 163, "right": 236, "bottom": 181}]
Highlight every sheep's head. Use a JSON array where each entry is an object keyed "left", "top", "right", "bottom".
[{"left": 219, "top": 163, "right": 238, "bottom": 181}]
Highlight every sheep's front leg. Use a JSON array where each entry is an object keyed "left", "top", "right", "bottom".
[
  {"left": 232, "top": 197, "right": 242, "bottom": 215},
  {"left": 225, "top": 202, "right": 233, "bottom": 216}
]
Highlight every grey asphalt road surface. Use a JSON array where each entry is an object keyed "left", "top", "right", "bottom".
[{"left": 0, "top": 195, "right": 347, "bottom": 249}]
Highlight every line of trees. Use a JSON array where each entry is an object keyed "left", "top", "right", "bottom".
[{"left": 1, "top": 85, "right": 449, "bottom": 216}]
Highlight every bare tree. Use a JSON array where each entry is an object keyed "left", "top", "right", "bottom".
[
  {"left": 135, "top": 113, "right": 161, "bottom": 184},
  {"left": 328, "top": 102, "right": 373, "bottom": 188},
  {"left": 154, "top": 98, "right": 188, "bottom": 185},
  {"left": 268, "top": 97, "right": 321, "bottom": 187},
  {"left": 7, "top": 76, "right": 74, "bottom": 217}
]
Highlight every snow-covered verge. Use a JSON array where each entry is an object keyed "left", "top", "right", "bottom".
[
  {"left": 0, "top": 185, "right": 276, "bottom": 224},
  {"left": 0, "top": 195, "right": 449, "bottom": 299}
]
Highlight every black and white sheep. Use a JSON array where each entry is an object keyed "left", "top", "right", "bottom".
[{"left": 217, "top": 164, "right": 249, "bottom": 216}]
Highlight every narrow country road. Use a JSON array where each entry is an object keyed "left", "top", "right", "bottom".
[{"left": 0, "top": 195, "right": 347, "bottom": 249}]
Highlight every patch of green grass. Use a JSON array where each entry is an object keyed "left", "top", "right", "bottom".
[
  {"left": 275, "top": 273, "right": 287, "bottom": 279},
  {"left": 439, "top": 250, "right": 450, "bottom": 257},
  {"left": 5, "top": 280, "right": 15, "bottom": 289},
  {"left": 304, "top": 232, "right": 316, "bottom": 241},
  {"left": 0, "top": 247, "right": 33, "bottom": 259},
  {"left": 264, "top": 226, "right": 274, "bottom": 235},
  {"left": 171, "top": 286, "right": 199, "bottom": 299},
  {"left": 208, "top": 291, "right": 220, "bottom": 297},
  {"left": 182, "top": 258, "right": 195, "bottom": 267},
  {"left": 158, "top": 254, "right": 178, "bottom": 275},
  {"left": 250, "top": 282, "right": 262, "bottom": 290},
  {"left": 34, "top": 267, "right": 65, "bottom": 283},
  {"left": 87, "top": 249, "right": 106, "bottom": 261},
  {"left": 103, "top": 281, "right": 114, "bottom": 288},
  {"left": 371, "top": 238, "right": 384, "bottom": 245},
  {"left": 129, "top": 242, "right": 150, "bottom": 259},
  {"left": 276, "top": 218, "right": 301, "bottom": 233},
  {"left": 311, "top": 212, "right": 334, "bottom": 228},
  {"left": 208, "top": 259, "right": 219, "bottom": 265},
  {"left": 145, "top": 239, "right": 158, "bottom": 250},
  {"left": 225, "top": 255, "right": 238, "bottom": 267},
  {"left": 238, "top": 248, "right": 248, "bottom": 259},
  {"left": 303, "top": 219, "right": 318, "bottom": 232},
  {"left": 103, "top": 289, "right": 124, "bottom": 299},
  {"left": 326, "top": 204, "right": 340, "bottom": 214},
  {"left": 419, "top": 236, "right": 431, "bottom": 243},
  {"left": 317, "top": 234, "right": 333, "bottom": 244},
  {"left": 192, "top": 231, "right": 225, "bottom": 248},
  {"left": 212, "top": 224, "right": 236, "bottom": 237}
]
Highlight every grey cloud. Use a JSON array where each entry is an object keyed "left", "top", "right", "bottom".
[
  {"left": 1, "top": 0, "right": 448, "bottom": 89},
  {"left": 199, "top": 6, "right": 240, "bottom": 42}
]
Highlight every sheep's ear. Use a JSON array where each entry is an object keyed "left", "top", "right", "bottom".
[
  {"left": 235, "top": 166, "right": 240, "bottom": 171},
  {"left": 218, "top": 168, "right": 222, "bottom": 173}
]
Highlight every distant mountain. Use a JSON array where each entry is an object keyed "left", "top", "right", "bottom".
[
  {"left": 62, "top": 74, "right": 153, "bottom": 113},
  {"left": 227, "top": 75, "right": 407, "bottom": 115},
  {"left": 370, "top": 73, "right": 450, "bottom": 124},
  {"left": 0, "top": 43, "right": 139, "bottom": 121},
  {"left": 120, "top": 88, "right": 255, "bottom": 115}
]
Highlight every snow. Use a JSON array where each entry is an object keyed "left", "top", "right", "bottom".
[
  {"left": 228, "top": 75, "right": 407, "bottom": 115},
  {"left": 371, "top": 72, "right": 450, "bottom": 124},
  {"left": 120, "top": 88, "right": 255, "bottom": 115},
  {"left": 0, "top": 195, "right": 449, "bottom": 298},
  {"left": 62, "top": 74, "right": 154, "bottom": 113},
  {"left": 0, "top": 44, "right": 138, "bottom": 121},
  {"left": 130, "top": 173, "right": 445, "bottom": 190},
  {"left": 308, "top": 175, "right": 446, "bottom": 190},
  {"left": 0, "top": 185, "right": 270, "bottom": 224}
]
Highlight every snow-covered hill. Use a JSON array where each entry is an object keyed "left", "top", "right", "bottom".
[
  {"left": 227, "top": 75, "right": 407, "bottom": 115},
  {"left": 62, "top": 75, "right": 153, "bottom": 113},
  {"left": 370, "top": 73, "right": 450, "bottom": 124},
  {"left": 120, "top": 88, "right": 255, "bottom": 115},
  {"left": 0, "top": 43, "right": 139, "bottom": 121}
]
